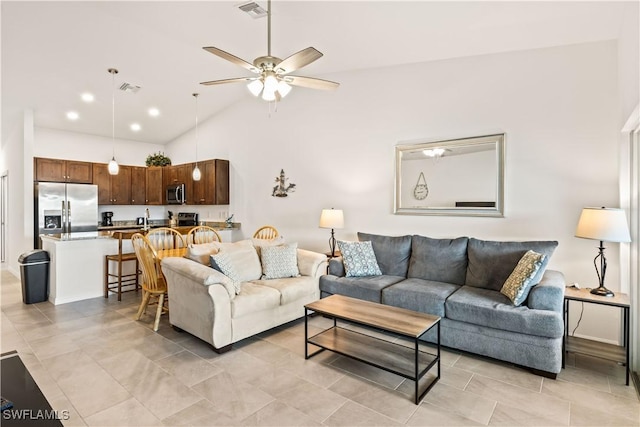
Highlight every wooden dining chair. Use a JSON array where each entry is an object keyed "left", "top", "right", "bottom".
[
  {"left": 253, "top": 225, "right": 279, "bottom": 240},
  {"left": 187, "top": 225, "right": 222, "bottom": 245},
  {"left": 146, "top": 227, "right": 186, "bottom": 251},
  {"left": 131, "top": 233, "right": 168, "bottom": 331}
]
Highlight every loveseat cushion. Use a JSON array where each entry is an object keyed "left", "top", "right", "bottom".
[
  {"left": 445, "top": 286, "right": 564, "bottom": 338},
  {"left": 357, "top": 232, "right": 412, "bottom": 277},
  {"left": 407, "top": 236, "right": 468, "bottom": 285},
  {"left": 319, "top": 275, "right": 405, "bottom": 303},
  {"left": 231, "top": 282, "right": 281, "bottom": 318},
  {"left": 466, "top": 238, "right": 558, "bottom": 291},
  {"left": 382, "top": 278, "right": 461, "bottom": 317},
  {"left": 251, "top": 276, "right": 317, "bottom": 305}
]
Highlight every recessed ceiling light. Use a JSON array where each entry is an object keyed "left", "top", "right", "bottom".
[
  {"left": 130, "top": 123, "right": 141, "bottom": 132},
  {"left": 66, "top": 111, "right": 79, "bottom": 120},
  {"left": 81, "top": 93, "right": 94, "bottom": 102},
  {"left": 148, "top": 108, "right": 160, "bottom": 117}
]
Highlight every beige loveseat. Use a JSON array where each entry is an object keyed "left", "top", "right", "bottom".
[{"left": 160, "top": 241, "right": 327, "bottom": 352}]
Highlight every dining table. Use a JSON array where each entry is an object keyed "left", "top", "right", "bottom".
[{"left": 155, "top": 247, "right": 187, "bottom": 260}]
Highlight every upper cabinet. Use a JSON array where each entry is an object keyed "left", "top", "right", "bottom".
[
  {"left": 93, "top": 164, "right": 132, "bottom": 205},
  {"left": 35, "top": 156, "right": 229, "bottom": 206},
  {"left": 35, "top": 158, "right": 93, "bottom": 183},
  {"left": 145, "top": 167, "right": 164, "bottom": 205}
]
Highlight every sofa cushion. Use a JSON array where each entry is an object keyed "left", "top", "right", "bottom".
[
  {"left": 445, "top": 286, "right": 564, "bottom": 338},
  {"left": 319, "top": 275, "right": 405, "bottom": 303},
  {"left": 357, "top": 232, "right": 412, "bottom": 277},
  {"left": 466, "top": 238, "right": 558, "bottom": 291},
  {"left": 407, "top": 236, "right": 468, "bottom": 285},
  {"left": 231, "top": 282, "right": 281, "bottom": 318},
  {"left": 251, "top": 276, "right": 317, "bottom": 305},
  {"left": 382, "top": 278, "right": 461, "bottom": 318},
  {"left": 260, "top": 243, "right": 300, "bottom": 279},
  {"left": 252, "top": 235, "right": 286, "bottom": 259},
  {"left": 337, "top": 240, "right": 382, "bottom": 277},
  {"left": 501, "top": 250, "right": 547, "bottom": 306}
]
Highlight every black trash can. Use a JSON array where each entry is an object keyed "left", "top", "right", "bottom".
[{"left": 18, "top": 250, "right": 50, "bottom": 304}]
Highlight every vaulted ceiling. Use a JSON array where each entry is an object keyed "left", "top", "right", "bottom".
[{"left": 1, "top": 1, "right": 630, "bottom": 144}]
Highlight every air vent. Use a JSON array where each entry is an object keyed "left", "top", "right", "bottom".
[
  {"left": 237, "top": 1, "right": 267, "bottom": 18},
  {"left": 119, "top": 83, "right": 141, "bottom": 93}
]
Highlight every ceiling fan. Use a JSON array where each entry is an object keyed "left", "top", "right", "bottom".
[{"left": 200, "top": 0, "right": 339, "bottom": 101}]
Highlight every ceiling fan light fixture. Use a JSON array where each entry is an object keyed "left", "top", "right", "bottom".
[
  {"left": 263, "top": 74, "right": 278, "bottom": 93},
  {"left": 277, "top": 81, "right": 292, "bottom": 98},
  {"left": 247, "top": 79, "right": 264, "bottom": 97},
  {"left": 262, "top": 88, "right": 276, "bottom": 102}
]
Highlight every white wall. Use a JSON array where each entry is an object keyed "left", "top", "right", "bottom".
[{"left": 168, "top": 41, "right": 624, "bottom": 343}]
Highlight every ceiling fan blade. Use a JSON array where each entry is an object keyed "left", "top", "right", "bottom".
[
  {"left": 276, "top": 47, "right": 323, "bottom": 74},
  {"left": 285, "top": 75, "right": 339, "bottom": 90},
  {"left": 203, "top": 47, "right": 259, "bottom": 73},
  {"left": 200, "top": 77, "right": 255, "bottom": 86}
]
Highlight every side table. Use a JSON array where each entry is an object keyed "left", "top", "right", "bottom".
[{"left": 563, "top": 287, "right": 630, "bottom": 385}]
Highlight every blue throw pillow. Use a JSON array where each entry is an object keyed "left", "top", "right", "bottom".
[
  {"left": 337, "top": 240, "right": 382, "bottom": 277},
  {"left": 500, "top": 250, "right": 546, "bottom": 306}
]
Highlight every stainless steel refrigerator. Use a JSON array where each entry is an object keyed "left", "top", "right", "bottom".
[{"left": 34, "top": 183, "right": 98, "bottom": 248}]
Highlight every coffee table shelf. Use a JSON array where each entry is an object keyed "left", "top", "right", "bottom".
[{"left": 308, "top": 327, "right": 438, "bottom": 379}]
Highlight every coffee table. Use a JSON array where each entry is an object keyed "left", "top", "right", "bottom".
[{"left": 304, "top": 295, "right": 441, "bottom": 404}]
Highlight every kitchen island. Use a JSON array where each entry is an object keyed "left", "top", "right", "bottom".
[{"left": 41, "top": 223, "right": 240, "bottom": 305}]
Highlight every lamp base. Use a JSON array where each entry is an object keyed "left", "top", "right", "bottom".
[{"left": 590, "top": 286, "right": 614, "bottom": 297}]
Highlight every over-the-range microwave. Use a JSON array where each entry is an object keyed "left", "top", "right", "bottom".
[{"left": 166, "top": 183, "right": 186, "bottom": 205}]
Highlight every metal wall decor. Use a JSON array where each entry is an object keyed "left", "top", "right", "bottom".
[{"left": 272, "top": 169, "right": 296, "bottom": 197}]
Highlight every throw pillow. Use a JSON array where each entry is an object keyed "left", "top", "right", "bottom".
[
  {"left": 500, "top": 250, "right": 547, "bottom": 306},
  {"left": 260, "top": 243, "right": 300, "bottom": 279},
  {"left": 209, "top": 242, "right": 262, "bottom": 282},
  {"left": 337, "top": 240, "right": 382, "bottom": 277},
  {"left": 186, "top": 242, "right": 220, "bottom": 265},
  {"left": 252, "top": 235, "right": 286, "bottom": 259},
  {"left": 210, "top": 251, "right": 243, "bottom": 294}
]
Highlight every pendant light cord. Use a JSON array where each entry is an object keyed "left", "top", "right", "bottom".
[
  {"left": 109, "top": 68, "right": 117, "bottom": 158},
  {"left": 194, "top": 93, "right": 199, "bottom": 166},
  {"left": 267, "top": 0, "right": 271, "bottom": 56}
]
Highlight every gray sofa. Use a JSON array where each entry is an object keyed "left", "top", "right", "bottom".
[{"left": 319, "top": 233, "right": 565, "bottom": 377}]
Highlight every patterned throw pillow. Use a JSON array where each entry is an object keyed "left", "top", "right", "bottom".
[
  {"left": 500, "top": 250, "right": 547, "bottom": 306},
  {"left": 337, "top": 240, "right": 382, "bottom": 277},
  {"left": 260, "top": 243, "right": 300, "bottom": 279},
  {"left": 210, "top": 251, "right": 243, "bottom": 294}
]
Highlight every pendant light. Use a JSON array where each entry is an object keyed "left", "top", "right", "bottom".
[
  {"left": 192, "top": 93, "right": 201, "bottom": 181},
  {"left": 107, "top": 68, "right": 119, "bottom": 175}
]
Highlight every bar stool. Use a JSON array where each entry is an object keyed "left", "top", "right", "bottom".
[{"left": 104, "top": 231, "right": 140, "bottom": 301}]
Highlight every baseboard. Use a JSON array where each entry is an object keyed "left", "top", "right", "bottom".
[
  {"left": 571, "top": 332, "right": 620, "bottom": 346},
  {"left": 632, "top": 371, "right": 640, "bottom": 400}
]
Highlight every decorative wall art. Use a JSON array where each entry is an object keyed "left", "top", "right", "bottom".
[{"left": 272, "top": 169, "right": 296, "bottom": 197}]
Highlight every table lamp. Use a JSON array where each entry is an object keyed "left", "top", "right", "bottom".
[
  {"left": 575, "top": 207, "right": 631, "bottom": 297},
  {"left": 319, "top": 208, "right": 344, "bottom": 257}
]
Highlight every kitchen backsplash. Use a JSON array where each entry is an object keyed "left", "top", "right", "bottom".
[{"left": 97, "top": 205, "right": 232, "bottom": 224}]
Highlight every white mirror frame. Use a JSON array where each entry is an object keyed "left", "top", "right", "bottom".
[{"left": 394, "top": 133, "right": 505, "bottom": 217}]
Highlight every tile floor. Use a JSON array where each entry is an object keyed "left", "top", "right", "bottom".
[{"left": 1, "top": 269, "right": 639, "bottom": 426}]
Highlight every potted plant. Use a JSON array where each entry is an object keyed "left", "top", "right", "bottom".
[{"left": 145, "top": 152, "right": 172, "bottom": 167}]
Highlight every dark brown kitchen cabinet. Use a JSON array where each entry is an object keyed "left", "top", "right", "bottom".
[
  {"left": 145, "top": 167, "right": 164, "bottom": 205},
  {"left": 92, "top": 163, "right": 131, "bottom": 205},
  {"left": 189, "top": 160, "right": 228, "bottom": 205},
  {"left": 130, "top": 167, "right": 146, "bottom": 205},
  {"left": 34, "top": 157, "right": 93, "bottom": 183},
  {"left": 215, "top": 159, "right": 230, "bottom": 205}
]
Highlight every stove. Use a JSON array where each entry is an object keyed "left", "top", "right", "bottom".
[{"left": 177, "top": 212, "right": 198, "bottom": 226}]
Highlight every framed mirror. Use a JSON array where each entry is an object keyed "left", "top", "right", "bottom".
[{"left": 394, "top": 134, "right": 505, "bottom": 217}]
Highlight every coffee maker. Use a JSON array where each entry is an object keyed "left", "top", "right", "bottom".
[{"left": 101, "top": 211, "right": 113, "bottom": 227}]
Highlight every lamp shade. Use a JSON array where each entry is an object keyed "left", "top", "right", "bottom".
[
  {"left": 575, "top": 207, "right": 631, "bottom": 243},
  {"left": 319, "top": 209, "right": 344, "bottom": 229}
]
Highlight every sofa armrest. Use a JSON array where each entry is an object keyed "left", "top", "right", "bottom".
[
  {"left": 297, "top": 249, "right": 328, "bottom": 278},
  {"left": 527, "top": 269, "right": 565, "bottom": 312},
  {"left": 328, "top": 257, "right": 345, "bottom": 277},
  {"left": 161, "top": 257, "right": 233, "bottom": 348}
]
